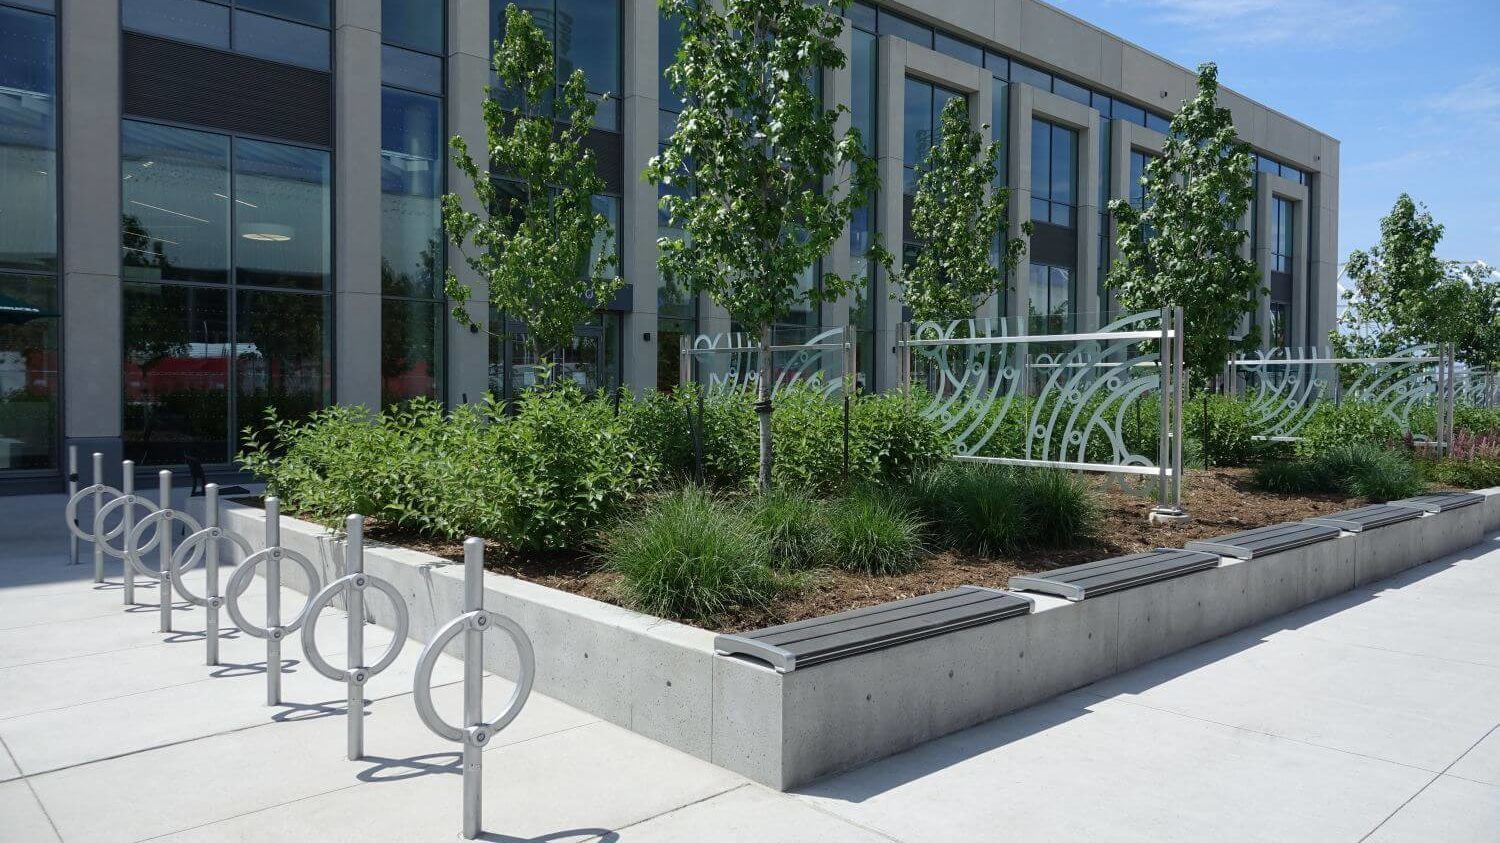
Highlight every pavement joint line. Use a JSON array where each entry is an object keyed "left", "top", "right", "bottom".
[
  {"left": 0, "top": 609, "right": 135, "bottom": 633},
  {"left": 1292, "top": 630, "right": 1500, "bottom": 672},
  {"left": 788, "top": 788, "right": 911, "bottom": 843},
  {"left": 0, "top": 733, "right": 63, "bottom": 842},
  {"left": 123, "top": 718, "right": 604, "bottom": 843},
  {"left": 1357, "top": 720, "right": 1500, "bottom": 842},
  {"left": 598, "top": 782, "right": 754, "bottom": 839},
  {"left": 12, "top": 677, "right": 469, "bottom": 781},
  {"left": 1077, "top": 689, "right": 1460, "bottom": 776}
]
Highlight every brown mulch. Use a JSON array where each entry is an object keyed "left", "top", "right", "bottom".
[{"left": 342, "top": 467, "right": 1365, "bottom": 634}]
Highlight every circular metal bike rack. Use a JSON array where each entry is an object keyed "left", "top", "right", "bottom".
[
  {"left": 63, "top": 452, "right": 121, "bottom": 586},
  {"left": 225, "top": 497, "right": 323, "bottom": 706},
  {"left": 171, "top": 484, "right": 251, "bottom": 666},
  {"left": 123, "top": 471, "right": 204, "bottom": 633},
  {"left": 412, "top": 537, "right": 534, "bottom": 840},
  {"left": 300, "top": 515, "right": 410, "bottom": 760}
]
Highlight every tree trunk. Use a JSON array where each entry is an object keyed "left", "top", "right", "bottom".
[{"left": 757, "top": 325, "right": 774, "bottom": 491}]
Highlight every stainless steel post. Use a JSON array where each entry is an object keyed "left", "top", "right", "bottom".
[
  {"left": 92, "top": 452, "right": 104, "bottom": 582},
  {"left": 205, "top": 484, "right": 221, "bottom": 665},
  {"left": 266, "top": 496, "right": 282, "bottom": 705},
  {"left": 1173, "top": 306, "right": 1185, "bottom": 511},
  {"left": 678, "top": 335, "right": 689, "bottom": 389},
  {"left": 1156, "top": 310, "right": 1171, "bottom": 506},
  {"left": 67, "top": 446, "right": 78, "bottom": 565},
  {"left": 462, "top": 536, "right": 484, "bottom": 840},
  {"left": 157, "top": 470, "right": 173, "bottom": 633},
  {"left": 347, "top": 514, "right": 365, "bottom": 760},
  {"left": 121, "top": 462, "right": 135, "bottom": 605}
]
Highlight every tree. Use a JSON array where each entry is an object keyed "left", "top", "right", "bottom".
[
  {"left": 647, "top": 0, "right": 883, "bottom": 490},
  {"left": 899, "top": 97, "right": 1028, "bottom": 323},
  {"left": 1106, "top": 62, "right": 1259, "bottom": 390},
  {"left": 441, "top": 3, "right": 620, "bottom": 378},
  {"left": 1335, "top": 195, "right": 1500, "bottom": 366}
]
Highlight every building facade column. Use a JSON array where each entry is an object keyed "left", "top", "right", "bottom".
[
  {"left": 621, "top": 0, "right": 659, "bottom": 393},
  {"left": 874, "top": 35, "right": 907, "bottom": 387},
  {"left": 1253, "top": 171, "right": 1273, "bottom": 350},
  {"left": 61, "top": 0, "right": 124, "bottom": 474},
  {"left": 820, "top": 27, "right": 854, "bottom": 345},
  {"left": 1007, "top": 83, "right": 1033, "bottom": 333},
  {"left": 445, "top": 0, "right": 493, "bottom": 406},
  {"left": 334, "top": 0, "right": 383, "bottom": 410}
]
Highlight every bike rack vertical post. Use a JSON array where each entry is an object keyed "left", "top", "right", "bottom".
[
  {"left": 1156, "top": 308, "right": 1171, "bottom": 506},
  {"left": 67, "top": 446, "right": 79, "bottom": 566},
  {"left": 413, "top": 537, "right": 534, "bottom": 840},
  {"left": 1172, "top": 306, "right": 1185, "bottom": 512},
  {"left": 168, "top": 481, "right": 248, "bottom": 665},
  {"left": 346, "top": 515, "right": 366, "bottom": 758},
  {"left": 156, "top": 470, "right": 174, "bottom": 633},
  {"left": 224, "top": 495, "right": 321, "bottom": 707},
  {"left": 121, "top": 462, "right": 136, "bottom": 605},
  {"left": 265, "top": 497, "right": 283, "bottom": 704},
  {"left": 91, "top": 452, "right": 104, "bottom": 583}
]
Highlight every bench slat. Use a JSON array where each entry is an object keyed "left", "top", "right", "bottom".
[
  {"left": 1305, "top": 504, "right": 1423, "bottom": 533},
  {"left": 1009, "top": 548, "right": 1220, "bottom": 601},
  {"left": 1388, "top": 493, "right": 1483, "bottom": 514},
  {"left": 1184, "top": 521, "right": 1341, "bottom": 560}
]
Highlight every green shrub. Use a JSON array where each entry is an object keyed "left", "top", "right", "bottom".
[
  {"left": 620, "top": 384, "right": 757, "bottom": 487},
  {"left": 604, "top": 487, "right": 789, "bottom": 621},
  {"left": 749, "top": 488, "right": 828, "bottom": 570},
  {"left": 1421, "top": 457, "right": 1500, "bottom": 489},
  {"left": 1183, "top": 394, "right": 1267, "bottom": 467},
  {"left": 1253, "top": 442, "right": 1423, "bottom": 501},
  {"left": 847, "top": 388, "right": 951, "bottom": 484},
  {"left": 821, "top": 487, "right": 926, "bottom": 575},
  {"left": 1296, "top": 401, "right": 1404, "bottom": 457},
  {"left": 1251, "top": 459, "right": 1319, "bottom": 494},
  {"left": 910, "top": 462, "right": 1097, "bottom": 554}
]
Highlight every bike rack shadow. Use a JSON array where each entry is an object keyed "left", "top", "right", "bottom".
[{"left": 356, "top": 751, "right": 462, "bottom": 783}]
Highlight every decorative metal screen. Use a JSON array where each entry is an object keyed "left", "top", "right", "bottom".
[
  {"left": 679, "top": 327, "right": 854, "bottom": 397},
  {"left": 898, "top": 308, "right": 1184, "bottom": 509}
]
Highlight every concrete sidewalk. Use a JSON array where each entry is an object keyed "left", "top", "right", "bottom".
[{"left": 2, "top": 491, "right": 1498, "bottom": 842}]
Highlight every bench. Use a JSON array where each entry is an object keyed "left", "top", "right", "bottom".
[
  {"left": 713, "top": 586, "right": 1033, "bottom": 673},
  {"left": 1184, "top": 521, "right": 1341, "bottom": 560},
  {"left": 1305, "top": 504, "right": 1422, "bottom": 533},
  {"left": 1008, "top": 548, "right": 1219, "bottom": 602},
  {"left": 1388, "top": 492, "right": 1483, "bottom": 514}
]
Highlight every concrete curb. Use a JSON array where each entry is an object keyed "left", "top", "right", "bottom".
[{"left": 199, "top": 485, "right": 1500, "bottom": 791}]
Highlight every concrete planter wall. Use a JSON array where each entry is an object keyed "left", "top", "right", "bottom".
[{"left": 205, "top": 487, "right": 1500, "bottom": 791}]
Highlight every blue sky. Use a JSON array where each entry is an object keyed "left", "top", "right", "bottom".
[{"left": 1050, "top": 0, "right": 1500, "bottom": 273}]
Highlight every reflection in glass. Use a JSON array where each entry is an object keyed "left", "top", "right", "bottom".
[
  {"left": 121, "top": 0, "right": 231, "bottom": 50},
  {"left": 235, "top": 0, "right": 330, "bottom": 28},
  {"left": 0, "top": 273, "right": 58, "bottom": 470},
  {"left": 1031, "top": 119, "right": 1077, "bottom": 228},
  {"left": 492, "top": 0, "right": 620, "bottom": 130},
  {"left": 381, "top": 87, "right": 443, "bottom": 298},
  {"left": 382, "top": 0, "right": 443, "bottom": 55},
  {"left": 487, "top": 310, "right": 620, "bottom": 400},
  {"left": 1028, "top": 264, "right": 1072, "bottom": 334},
  {"left": 382, "top": 44, "right": 443, "bottom": 94},
  {"left": 121, "top": 121, "right": 230, "bottom": 284},
  {"left": 232, "top": 9, "right": 330, "bottom": 71},
  {"left": 236, "top": 289, "right": 330, "bottom": 425},
  {"left": 123, "top": 282, "right": 231, "bottom": 464},
  {"left": 382, "top": 298, "right": 443, "bottom": 405},
  {"left": 0, "top": 4, "right": 57, "bottom": 272},
  {"left": 234, "top": 138, "right": 331, "bottom": 290}
]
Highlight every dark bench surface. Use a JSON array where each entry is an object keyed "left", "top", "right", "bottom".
[
  {"left": 1305, "top": 504, "right": 1423, "bottom": 533},
  {"left": 1008, "top": 548, "right": 1220, "bottom": 602},
  {"left": 713, "top": 586, "right": 1033, "bottom": 673},
  {"left": 1184, "top": 521, "right": 1341, "bottom": 560},
  {"left": 1388, "top": 493, "right": 1484, "bottom": 514}
]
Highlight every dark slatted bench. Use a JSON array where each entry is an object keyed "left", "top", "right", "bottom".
[
  {"left": 1007, "top": 548, "right": 1220, "bottom": 602},
  {"left": 1305, "top": 504, "right": 1423, "bottom": 533},
  {"left": 1388, "top": 492, "right": 1483, "bottom": 514},
  {"left": 1184, "top": 521, "right": 1341, "bottom": 560},
  {"left": 713, "top": 587, "right": 1033, "bottom": 673}
]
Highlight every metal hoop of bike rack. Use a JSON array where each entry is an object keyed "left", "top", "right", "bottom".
[
  {"left": 63, "top": 452, "right": 121, "bottom": 586},
  {"left": 300, "top": 514, "right": 410, "bottom": 760},
  {"left": 413, "top": 537, "right": 534, "bottom": 840},
  {"left": 225, "top": 497, "right": 323, "bottom": 706},
  {"left": 124, "top": 471, "right": 204, "bottom": 633},
  {"left": 171, "top": 484, "right": 252, "bottom": 665}
]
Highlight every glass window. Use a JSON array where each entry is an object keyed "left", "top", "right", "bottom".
[
  {"left": 382, "top": 44, "right": 442, "bottom": 94},
  {"left": 659, "top": 8, "right": 684, "bottom": 110},
  {"left": 984, "top": 51, "right": 1008, "bottom": 79},
  {"left": 234, "top": 138, "right": 331, "bottom": 290},
  {"left": 1010, "top": 62, "right": 1052, "bottom": 92},
  {"left": 1272, "top": 197, "right": 1294, "bottom": 274},
  {"left": 934, "top": 33, "right": 981, "bottom": 66},
  {"left": 1091, "top": 92, "right": 1112, "bottom": 116},
  {"left": 121, "top": 121, "right": 231, "bottom": 285},
  {"left": 879, "top": 12, "right": 932, "bottom": 48},
  {"left": 1112, "top": 100, "right": 1146, "bottom": 126},
  {"left": 382, "top": 0, "right": 443, "bottom": 55},
  {"left": 235, "top": 0, "right": 329, "bottom": 28},
  {"left": 122, "top": 0, "right": 230, "bottom": 50},
  {"left": 494, "top": 0, "right": 620, "bottom": 131},
  {"left": 2, "top": 0, "right": 55, "bottom": 10},
  {"left": 123, "top": 282, "right": 231, "bottom": 464},
  {"left": 903, "top": 77, "right": 962, "bottom": 194},
  {"left": 1031, "top": 119, "right": 1076, "bottom": 228},
  {"left": 1028, "top": 263, "right": 1072, "bottom": 334},
  {"left": 236, "top": 288, "right": 330, "bottom": 425},
  {"left": 847, "top": 1, "right": 876, "bottom": 33},
  {"left": 1269, "top": 302, "right": 1287, "bottom": 348},
  {"left": 1130, "top": 149, "right": 1153, "bottom": 208},
  {"left": 382, "top": 298, "right": 444, "bottom": 405},
  {"left": 381, "top": 87, "right": 443, "bottom": 298},
  {"left": 1053, "top": 77, "right": 1090, "bottom": 107},
  {"left": 1146, "top": 111, "right": 1172, "bottom": 135},
  {"left": 0, "top": 272, "right": 58, "bottom": 470},
  {"left": 232, "top": 9, "right": 329, "bottom": 70},
  {"left": 0, "top": 3, "right": 57, "bottom": 272},
  {"left": 991, "top": 77, "right": 1008, "bottom": 186},
  {"left": 586, "top": 193, "right": 620, "bottom": 281},
  {"left": 488, "top": 312, "right": 617, "bottom": 399}
]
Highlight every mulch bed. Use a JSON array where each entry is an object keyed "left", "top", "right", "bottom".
[{"left": 347, "top": 467, "right": 1367, "bottom": 634}]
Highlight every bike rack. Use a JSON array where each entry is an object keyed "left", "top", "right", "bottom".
[
  {"left": 66, "top": 446, "right": 80, "bottom": 566},
  {"left": 225, "top": 497, "right": 322, "bottom": 706},
  {"left": 301, "top": 514, "right": 410, "bottom": 760},
  {"left": 413, "top": 537, "right": 534, "bottom": 840},
  {"left": 124, "top": 471, "right": 204, "bottom": 633},
  {"left": 171, "top": 484, "right": 251, "bottom": 665},
  {"left": 63, "top": 452, "right": 118, "bottom": 585}
]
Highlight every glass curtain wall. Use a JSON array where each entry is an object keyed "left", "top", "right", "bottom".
[
  {"left": 1030, "top": 119, "right": 1076, "bottom": 228},
  {"left": 655, "top": 7, "right": 694, "bottom": 390},
  {"left": 121, "top": 0, "right": 331, "bottom": 70},
  {"left": 121, "top": 120, "right": 331, "bottom": 465},
  {"left": 381, "top": 1, "right": 445, "bottom": 406},
  {"left": 0, "top": 1, "right": 58, "bottom": 473},
  {"left": 493, "top": 0, "right": 621, "bottom": 131},
  {"left": 849, "top": 21, "right": 877, "bottom": 388}
]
